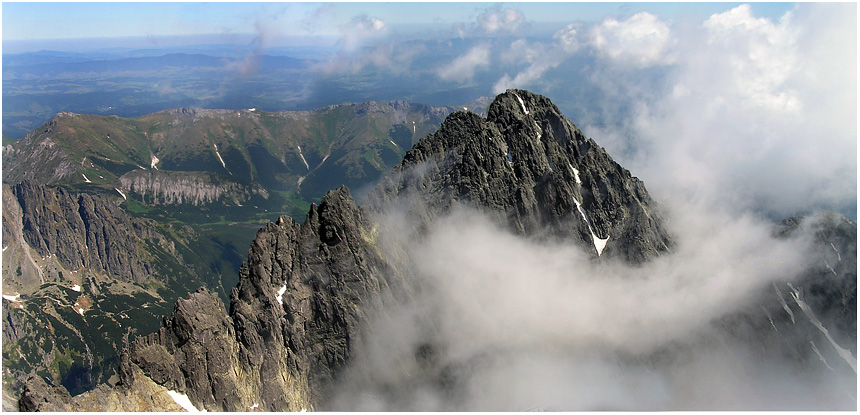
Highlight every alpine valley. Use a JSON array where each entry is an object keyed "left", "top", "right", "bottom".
[{"left": 3, "top": 91, "right": 856, "bottom": 411}]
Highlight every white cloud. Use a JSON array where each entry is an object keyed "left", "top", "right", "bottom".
[
  {"left": 491, "top": 26, "right": 585, "bottom": 93},
  {"left": 338, "top": 15, "right": 387, "bottom": 52},
  {"left": 702, "top": 4, "right": 800, "bottom": 111},
  {"left": 492, "top": 57, "right": 561, "bottom": 94},
  {"left": 553, "top": 23, "right": 582, "bottom": 53},
  {"left": 589, "top": 12, "right": 674, "bottom": 68},
  {"left": 587, "top": 3, "right": 856, "bottom": 219},
  {"left": 324, "top": 3, "right": 855, "bottom": 411},
  {"left": 316, "top": 14, "right": 426, "bottom": 75},
  {"left": 308, "top": 6, "right": 855, "bottom": 410},
  {"left": 477, "top": 7, "right": 526, "bottom": 34},
  {"left": 329, "top": 201, "right": 850, "bottom": 410},
  {"left": 436, "top": 44, "right": 491, "bottom": 82},
  {"left": 492, "top": 39, "right": 564, "bottom": 93}
]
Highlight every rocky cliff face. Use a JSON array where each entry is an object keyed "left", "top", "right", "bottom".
[
  {"left": 6, "top": 181, "right": 154, "bottom": 286},
  {"left": 366, "top": 89, "right": 672, "bottom": 263},
  {"left": 21, "top": 187, "right": 398, "bottom": 411},
  {"left": 727, "top": 212, "right": 857, "bottom": 373},
  {"left": 15, "top": 90, "right": 674, "bottom": 411},
  {"left": 2, "top": 118, "right": 77, "bottom": 185},
  {"left": 1, "top": 182, "right": 225, "bottom": 404},
  {"left": 119, "top": 170, "right": 269, "bottom": 206},
  {"left": 228, "top": 186, "right": 396, "bottom": 408}
]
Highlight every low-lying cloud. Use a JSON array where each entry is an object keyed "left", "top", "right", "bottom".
[{"left": 328, "top": 193, "right": 853, "bottom": 410}]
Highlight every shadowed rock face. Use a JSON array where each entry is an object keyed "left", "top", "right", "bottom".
[
  {"left": 16, "top": 90, "right": 675, "bottom": 411},
  {"left": 225, "top": 185, "right": 395, "bottom": 410},
  {"left": 22, "top": 186, "right": 398, "bottom": 411},
  {"left": 7, "top": 180, "right": 154, "bottom": 285},
  {"left": 366, "top": 89, "right": 673, "bottom": 264},
  {"left": 763, "top": 213, "right": 856, "bottom": 363}
]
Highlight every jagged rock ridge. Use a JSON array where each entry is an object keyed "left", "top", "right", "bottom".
[
  {"left": 1, "top": 181, "right": 232, "bottom": 402},
  {"left": 16, "top": 90, "right": 674, "bottom": 410},
  {"left": 19, "top": 186, "right": 399, "bottom": 411}
]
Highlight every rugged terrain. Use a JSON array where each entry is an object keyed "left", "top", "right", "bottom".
[
  {"left": 8, "top": 90, "right": 856, "bottom": 411},
  {"left": 1, "top": 100, "right": 454, "bottom": 406},
  {"left": 1, "top": 181, "right": 235, "bottom": 402}
]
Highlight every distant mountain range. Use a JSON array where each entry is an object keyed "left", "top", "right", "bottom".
[{"left": 7, "top": 90, "right": 854, "bottom": 411}]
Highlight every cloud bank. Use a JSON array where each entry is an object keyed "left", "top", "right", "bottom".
[
  {"left": 328, "top": 199, "right": 853, "bottom": 410},
  {"left": 589, "top": 11, "right": 675, "bottom": 68},
  {"left": 588, "top": 3, "right": 856, "bottom": 219}
]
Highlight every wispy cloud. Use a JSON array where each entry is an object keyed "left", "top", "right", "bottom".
[
  {"left": 476, "top": 6, "right": 527, "bottom": 35},
  {"left": 436, "top": 44, "right": 492, "bottom": 82},
  {"left": 338, "top": 14, "right": 388, "bottom": 52},
  {"left": 589, "top": 12, "right": 675, "bottom": 68},
  {"left": 323, "top": 6, "right": 855, "bottom": 410},
  {"left": 316, "top": 14, "right": 420, "bottom": 75}
]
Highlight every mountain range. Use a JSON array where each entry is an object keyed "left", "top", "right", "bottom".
[
  {"left": 3, "top": 90, "right": 856, "bottom": 410},
  {"left": 2, "top": 99, "right": 461, "bottom": 403}
]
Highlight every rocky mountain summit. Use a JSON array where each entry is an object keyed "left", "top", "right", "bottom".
[
  {"left": 12, "top": 90, "right": 855, "bottom": 411},
  {"left": 366, "top": 89, "right": 672, "bottom": 263}
]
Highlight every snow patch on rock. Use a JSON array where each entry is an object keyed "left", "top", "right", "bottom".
[
  {"left": 573, "top": 197, "right": 609, "bottom": 256},
  {"left": 297, "top": 146, "right": 310, "bottom": 170},
  {"left": 167, "top": 390, "right": 205, "bottom": 412},
  {"left": 276, "top": 284, "right": 288, "bottom": 305},
  {"left": 513, "top": 93, "right": 529, "bottom": 114}
]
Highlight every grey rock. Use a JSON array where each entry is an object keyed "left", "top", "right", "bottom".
[
  {"left": 126, "top": 287, "right": 247, "bottom": 411},
  {"left": 366, "top": 89, "right": 673, "bottom": 263},
  {"left": 18, "top": 375, "right": 74, "bottom": 412},
  {"left": 716, "top": 212, "right": 856, "bottom": 376},
  {"left": 119, "top": 170, "right": 269, "bottom": 206},
  {"left": 9, "top": 181, "right": 152, "bottom": 284},
  {"left": 26, "top": 186, "right": 398, "bottom": 411}
]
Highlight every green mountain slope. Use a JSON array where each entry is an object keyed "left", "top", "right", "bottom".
[{"left": 3, "top": 102, "right": 453, "bottom": 220}]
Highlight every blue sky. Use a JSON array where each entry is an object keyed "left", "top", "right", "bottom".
[{"left": 3, "top": 2, "right": 796, "bottom": 42}]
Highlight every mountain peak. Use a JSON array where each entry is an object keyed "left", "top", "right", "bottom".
[
  {"left": 487, "top": 89, "right": 557, "bottom": 120},
  {"left": 367, "top": 89, "right": 673, "bottom": 263}
]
